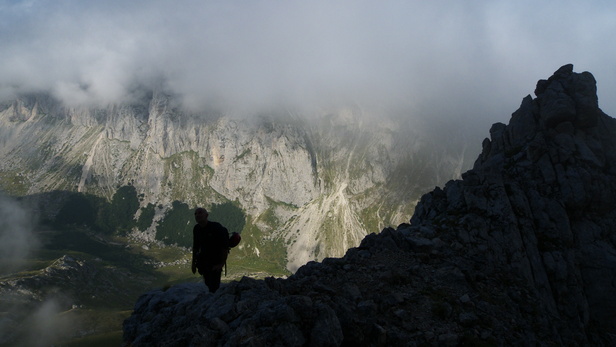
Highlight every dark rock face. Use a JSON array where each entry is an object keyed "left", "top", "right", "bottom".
[
  {"left": 123, "top": 65, "right": 616, "bottom": 346},
  {"left": 413, "top": 64, "right": 616, "bottom": 343}
]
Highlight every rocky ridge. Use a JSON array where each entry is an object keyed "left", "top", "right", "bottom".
[
  {"left": 123, "top": 65, "right": 616, "bottom": 346},
  {"left": 0, "top": 254, "right": 151, "bottom": 309}
]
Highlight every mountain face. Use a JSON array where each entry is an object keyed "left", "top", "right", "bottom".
[
  {"left": 411, "top": 63, "right": 616, "bottom": 340},
  {"left": 123, "top": 65, "right": 616, "bottom": 346},
  {"left": 0, "top": 94, "right": 472, "bottom": 272}
]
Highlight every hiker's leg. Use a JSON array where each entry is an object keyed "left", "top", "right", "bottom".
[{"left": 203, "top": 270, "right": 222, "bottom": 293}]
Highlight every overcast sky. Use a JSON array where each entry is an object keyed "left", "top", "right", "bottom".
[{"left": 1, "top": 0, "right": 615, "bottom": 123}]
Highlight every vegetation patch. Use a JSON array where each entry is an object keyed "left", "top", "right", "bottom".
[
  {"left": 136, "top": 203, "right": 156, "bottom": 231},
  {"left": 0, "top": 170, "right": 30, "bottom": 196},
  {"left": 156, "top": 200, "right": 194, "bottom": 248},
  {"left": 226, "top": 217, "right": 290, "bottom": 277},
  {"left": 209, "top": 201, "right": 246, "bottom": 235},
  {"left": 155, "top": 200, "right": 247, "bottom": 248},
  {"left": 53, "top": 185, "right": 140, "bottom": 235}
]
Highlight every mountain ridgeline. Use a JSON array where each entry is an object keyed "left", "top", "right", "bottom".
[
  {"left": 123, "top": 65, "right": 616, "bottom": 346},
  {"left": 0, "top": 93, "right": 472, "bottom": 272}
]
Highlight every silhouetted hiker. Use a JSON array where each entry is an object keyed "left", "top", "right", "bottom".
[{"left": 191, "top": 207, "right": 229, "bottom": 293}]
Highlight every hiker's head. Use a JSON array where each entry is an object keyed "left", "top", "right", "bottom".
[{"left": 195, "top": 207, "right": 209, "bottom": 225}]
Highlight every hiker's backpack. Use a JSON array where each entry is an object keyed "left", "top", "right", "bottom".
[{"left": 229, "top": 232, "right": 241, "bottom": 248}]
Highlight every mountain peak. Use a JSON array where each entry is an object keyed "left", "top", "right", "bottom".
[
  {"left": 472, "top": 64, "right": 614, "bottom": 174},
  {"left": 411, "top": 64, "right": 616, "bottom": 343},
  {"left": 534, "top": 63, "right": 600, "bottom": 129}
]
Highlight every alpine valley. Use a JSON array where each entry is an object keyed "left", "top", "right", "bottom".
[{"left": 0, "top": 87, "right": 476, "bottom": 344}]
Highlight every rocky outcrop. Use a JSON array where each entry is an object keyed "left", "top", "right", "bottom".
[
  {"left": 411, "top": 63, "right": 616, "bottom": 343},
  {"left": 123, "top": 65, "right": 616, "bottom": 346}
]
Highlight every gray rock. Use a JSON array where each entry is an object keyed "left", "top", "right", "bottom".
[{"left": 459, "top": 312, "right": 479, "bottom": 327}]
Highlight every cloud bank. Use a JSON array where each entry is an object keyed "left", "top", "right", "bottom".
[{"left": 1, "top": 0, "right": 615, "bottom": 120}]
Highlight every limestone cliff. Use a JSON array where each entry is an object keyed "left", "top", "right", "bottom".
[
  {"left": 0, "top": 93, "right": 470, "bottom": 272},
  {"left": 123, "top": 65, "right": 616, "bottom": 346}
]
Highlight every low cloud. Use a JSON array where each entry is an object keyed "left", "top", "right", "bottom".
[
  {"left": 0, "top": 297, "right": 75, "bottom": 347},
  {"left": 0, "top": 1, "right": 615, "bottom": 120},
  {"left": 0, "top": 194, "right": 40, "bottom": 273},
  {"left": 24, "top": 298, "right": 74, "bottom": 347}
]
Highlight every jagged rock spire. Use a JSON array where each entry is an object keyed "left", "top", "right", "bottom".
[
  {"left": 411, "top": 64, "right": 616, "bottom": 343},
  {"left": 535, "top": 63, "right": 600, "bottom": 129}
]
